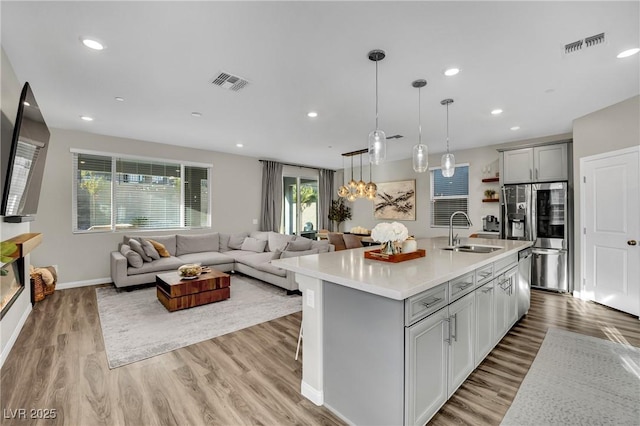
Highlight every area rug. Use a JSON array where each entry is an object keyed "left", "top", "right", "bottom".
[
  {"left": 501, "top": 328, "right": 640, "bottom": 425},
  {"left": 96, "top": 275, "right": 301, "bottom": 368}
]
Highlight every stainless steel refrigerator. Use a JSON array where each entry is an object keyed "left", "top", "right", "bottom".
[{"left": 501, "top": 182, "right": 571, "bottom": 292}]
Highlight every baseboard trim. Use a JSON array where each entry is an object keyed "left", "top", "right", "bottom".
[
  {"left": 0, "top": 303, "right": 32, "bottom": 369},
  {"left": 56, "top": 277, "right": 112, "bottom": 290},
  {"left": 301, "top": 380, "right": 324, "bottom": 406}
]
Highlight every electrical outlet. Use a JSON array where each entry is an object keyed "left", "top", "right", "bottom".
[
  {"left": 306, "top": 289, "right": 315, "bottom": 308},
  {"left": 252, "top": 219, "right": 258, "bottom": 225}
]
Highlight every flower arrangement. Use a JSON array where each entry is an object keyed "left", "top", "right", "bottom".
[{"left": 371, "top": 222, "right": 409, "bottom": 255}]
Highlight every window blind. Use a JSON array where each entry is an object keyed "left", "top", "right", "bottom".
[{"left": 431, "top": 165, "right": 470, "bottom": 227}]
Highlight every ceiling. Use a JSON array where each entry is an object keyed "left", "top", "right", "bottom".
[{"left": 1, "top": 1, "right": 638, "bottom": 170}]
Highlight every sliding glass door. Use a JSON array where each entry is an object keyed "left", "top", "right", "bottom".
[{"left": 283, "top": 176, "right": 318, "bottom": 239}]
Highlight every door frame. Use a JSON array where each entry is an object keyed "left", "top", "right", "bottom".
[{"left": 578, "top": 145, "right": 640, "bottom": 305}]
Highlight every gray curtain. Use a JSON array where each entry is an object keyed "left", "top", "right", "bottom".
[
  {"left": 259, "top": 161, "right": 283, "bottom": 232},
  {"left": 318, "top": 168, "right": 335, "bottom": 231}
]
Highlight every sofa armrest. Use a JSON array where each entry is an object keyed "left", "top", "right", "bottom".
[{"left": 110, "top": 251, "right": 128, "bottom": 287}]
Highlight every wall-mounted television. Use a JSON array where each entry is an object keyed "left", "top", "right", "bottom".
[{"left": 1, "top": 82, "right": 50, "bottom": 222}]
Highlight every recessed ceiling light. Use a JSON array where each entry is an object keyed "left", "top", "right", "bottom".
[
  {"left": 510, "top": 126, "right": 521, "bottom": 131},
  {"left": 191, "top": 112, "right": 202, "bottom": 117},
  {"left": 81, "top": 38, "right": 104, "bottom": 51},
  {"left": 444, "top": 68, "right": 460, "bottom": 76},
  {"left": 115, "top": 97, "right": 124, "bottom": 102},
  {"left": 307, "top": 112, "right": 318, "bottom": 118},
  {"left": 617, "top": 48, "right": 640, "bottom": 58},
  {"left": 236, "top": 143, "right": 244, "bottom": 148},
  {"left": 491, "top": 109, "right": 503, "bottom": 115},
  {"left": 80, "top": 115, "right": 94, "bottom": 121}
]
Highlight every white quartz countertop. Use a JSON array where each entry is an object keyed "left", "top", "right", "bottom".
[{"left": 272, "top": 237, "right": 533, "bottom": 300}]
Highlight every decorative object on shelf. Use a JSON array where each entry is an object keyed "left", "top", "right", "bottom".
[
  {"left": 328, "top": 198, "right": 352, "bottom": 232},
  {"left": 350, "top": 226, "right": 370, "bottom": 235},
  {"left": 412, "top": 79, "right": 429, "bottom": 173},
  {"left": 440, "top": 98, "right": 456, "bottom": 177},
  {"left": 371, "top": 222, "right": 409, "bottom": 255},
  {"left": 484, "top": 189, "right": 497, "bottom": 199},
  {"left": 402, "top": 237, "right": 418, "bottom": 254},
  {"left": 178, "top": 263, "right": 202, "bottom": 279},
  {"left": 373, "top": 180, "right": 416, "bottom": 220},
  {"left": 367, "top": 49, "right": 387, "bottom": 165}
]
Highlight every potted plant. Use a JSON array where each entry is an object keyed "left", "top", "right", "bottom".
[
  {"left": 328, "top": 199, "right": 352, "bottom": 232},
  {"left": 484, "top": 189, "right": 497, "bottom": 199}
]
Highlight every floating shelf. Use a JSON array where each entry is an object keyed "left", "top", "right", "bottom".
[
  {"left": 482, "top": 177, "right": 500, "bottom": 183},
  {"left": 482, "top": 199, "right": 500, "bottom": 203}
]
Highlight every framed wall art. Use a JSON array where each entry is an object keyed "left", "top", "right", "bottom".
[{"left": 373, "top": 180, "right": 416, "bottom": 221}]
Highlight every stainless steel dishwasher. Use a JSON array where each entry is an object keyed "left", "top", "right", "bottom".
[{"left": 518, "top": 248, "right": 532, "bottom": 318}]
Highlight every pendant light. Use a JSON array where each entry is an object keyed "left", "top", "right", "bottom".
[
  {"left": 356, "top": 153, "right": 367, "bottom": 198},
  {"left": 365, "top": 159, "right": 377, "bottom": 197},
  {"left": 367, "top": 49, "right": 387, "bottom": 165},
  {"left": 440, "top": 98, "right": 456, "bottom": 177},
  {"left": 412, "top": 79, "right": 428, "bottom": 173},
  {"left": 337, "top": 156, "right": 349, "bottom": 197},
  {"left": 348, "top": 155, "right": 357, "bottom": 189}
]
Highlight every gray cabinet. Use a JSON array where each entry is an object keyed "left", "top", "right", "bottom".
[
  {"left": 494, "top": 266, "right": 518, "bottom": 342},
  {"left": 501, "top": 143, "right": 568, "bottom": 183},
  {"left": 447, "top": 292, "right": 475, "bottom": 397},
  {"left": 474, "top": 279, "right": 495, "bottom": 366},
  {"left": 405, "top": 307, "right": 449, "bottom": 426}
]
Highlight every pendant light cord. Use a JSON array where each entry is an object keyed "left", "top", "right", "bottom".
[
  {"left": 375, "top": 60, "right": 379, "bottom": 130},
  {"left": 359, "top": 153, "right": 363, "bottom": 180},
  {"left": 350, "top": 156, "right": 354, "bottom": 180},
  {"left": 446, "top": 102, "right": 450, "bottom": 153},
  {"left": 418, "top": 87, "right": 422, "bottom": 144}
]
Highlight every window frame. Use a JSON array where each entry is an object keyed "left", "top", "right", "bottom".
[
  {"left": 71, "top": 148, "right": 212, "bottom": 234},
  {"left": 429, "top": 163, "right": 470, "bottom": 228}
]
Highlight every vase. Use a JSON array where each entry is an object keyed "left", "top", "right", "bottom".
[
  {"left": 402, "top": 239, "right": 417, "bottom": 254},
  {"left": 381, "top": 241, "right": 398, "bottom": 255}
]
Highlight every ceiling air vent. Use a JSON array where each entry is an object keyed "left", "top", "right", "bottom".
[
  {"left": 564, "top": 32, "right": 606, "bottom": 55},
  {"left": 211, "top": 71, "right": 249, "bottom": 92}
]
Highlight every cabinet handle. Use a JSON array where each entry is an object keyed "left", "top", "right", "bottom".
[
  {"left": 481, "top": 287, "right": 494, "bottom": 294},
  {"left": 451, "top": 313, "right": 458, "bottom": 342},
  {"left": 456, "top": 282, "right": 474, "bottom": 291},
  {"left": 421, "top": 297, "right": 442, "bottom": 308},
  {"left": 479, "top": 271, "right": 492, "bottom": 279},
  {"left": 499, "top": 280, "right": 508, "bottom": 289},
  {"left": 535, "top": 168, "right": 538, "bottom": 180},
  {"left": 529, "top": 169, "right": 532, "bottom": 180},
  {"left": 443, "top": 318, "right": 451, "bottom": 344}
]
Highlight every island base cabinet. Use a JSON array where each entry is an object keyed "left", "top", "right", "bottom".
[
  {"left": 494, "top": 266, "right": 518, "bottom": 343},
  {"left": 405, "top": 307, "right": 449, "bottom": 426},
  {"left": 475, "top": 280, "right": 495, "bottom": 366},
  {"left": 447, "top": 292, "right": 476, "bottom": 397}
]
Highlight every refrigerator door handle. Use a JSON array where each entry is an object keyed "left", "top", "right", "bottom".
[{"left": 529, "top": 185, "right": 535, "bottom": 242}]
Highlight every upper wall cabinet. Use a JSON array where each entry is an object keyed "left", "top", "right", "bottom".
[{"left": 501, "top": 143, "right": 568, "bottom": 184}]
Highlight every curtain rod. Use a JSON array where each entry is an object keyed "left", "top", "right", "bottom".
[{"left": 258, "top": 159, "right": 336, "bottom": 172}]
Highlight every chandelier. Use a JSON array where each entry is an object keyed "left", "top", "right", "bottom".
[{"left": 337, "top": 149, "right": 377, "bottom": 201}]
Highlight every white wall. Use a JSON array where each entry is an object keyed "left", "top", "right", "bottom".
[
  {"left": 572, "top": 95, "right": 640, "bottom": 295},
  {"left": 1, "top": 46, "right": 33, "bottom": 367},
  {"left": 29, "top": 129, "right": 263, "bottom": 286}
]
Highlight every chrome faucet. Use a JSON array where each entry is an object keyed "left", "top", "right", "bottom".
[{"left": 449, "top": 211, "right": 473, "bottom": 247}]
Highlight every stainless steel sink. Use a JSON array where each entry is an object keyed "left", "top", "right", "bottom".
[{"left": 442, "top": 244, "right": 502, "bottom": 253}]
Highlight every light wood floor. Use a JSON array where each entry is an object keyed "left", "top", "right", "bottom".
[{"left": 1, "top": 287, "right": 638, "bottom": 426}]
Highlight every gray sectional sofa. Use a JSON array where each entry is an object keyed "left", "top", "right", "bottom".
[{"left": 110, "top": 231, "right": 333, "bottom": 291}]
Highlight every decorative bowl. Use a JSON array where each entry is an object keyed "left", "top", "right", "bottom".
[{"left": 178, "top": 263, "right": 202, "bottom": 278}]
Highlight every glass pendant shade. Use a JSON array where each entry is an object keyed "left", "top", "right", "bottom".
[
  {"left": 365, "top": 181, "right": 377, "bottom": 195},
  {"left": 338, "top": 185, "right": 350, "bottom": 197},
  {"left": 348, "top": 178, "right": 357, "bottom": 188},
  {"left": 366, "top": 191, "right": 376, "bottom": 200},
  {"left": 356, "top": 187, "right": 366, "bottom": 198},
  {"left": 413, "top": 144, "right": 428, "bottom": 173},
  {"left": 441, "top": 152, "right": 456, "bottom": 177},
  {"left": 368, "top": 129, "right": 387, "bottom": 165},
  {"left": 346, "top": 192, "right": 356, "bottom": 202}
]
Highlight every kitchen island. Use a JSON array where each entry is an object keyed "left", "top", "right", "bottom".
[{"left": 273, "top": 237, "right": 533, "bottom": 426}]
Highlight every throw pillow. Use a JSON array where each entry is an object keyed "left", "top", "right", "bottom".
[
  {"left": 147, "top": 239, "right": 170, "bottom": 257},
  {"left": 268, "top": 232, "right": 294, "bottom": 252},
  {"left": 176, "top": 233, "right": 219, "bottom": 256},
  {"left": 228, "top": 233, "right": 248, "bottom": 250},
  {"left": 311, "top": 240, "right": 331, "bottom": 253},
  {"left": 241, "top": 237, "right": 267, "bottom": 253},
  {"left": 280, "top": 248, "right": 319, "bottom": 259},
  {"left": 120, "top": 244, "right": 143, "bottom": 268},
  {"left": 140, "top": 238, "right": 161, "bottom": 260},
  {"left": 218, "top": 233, "right": 231, "bottom": 252},
  {"left": 129, "top": 239, "right": 152, "bottom": 262},
  {"left": 284, "top": 239, "right": 313, "bottom": 251}
]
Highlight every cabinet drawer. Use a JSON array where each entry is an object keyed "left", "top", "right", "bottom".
[
  {"left": 405, "top": 284, "right": 448, "bottom": 326},
  {"left": 475, "top": 263, "right": 494, "bottom": 287},
  {"left": 494, "top": 253, "right": 517, "bottom": 275},
  {"left": 449, "top": 272, "right": 475, "bottom": 302}
]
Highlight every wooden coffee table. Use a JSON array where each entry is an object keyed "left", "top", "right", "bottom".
[{"left": 156, "top": 269, "right": 230, "bottom": 312}]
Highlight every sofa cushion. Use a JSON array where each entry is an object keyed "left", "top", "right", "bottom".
[
  {"left": 280, "top": 248, "right": 319, "bottom": 259},
  {"left": 177, "top": 252, "right": 234, "bottom": 267},
  {"left": 219, "top": 233, "right": 231, "bottom": 252},
  {"left": 235, "top": 251, "right": 276, "bottom": 269},
  {"left": 127, "top": 256, "right": 185, "bottom": 275},
  {"left": 268, "top": 232, "right": 295, "bottom": 252},
  {"left": 176, "top": 233, "right": 220, "bottom": 256},
  {"left": 241, "top": 237, "right": 267, "bottom": 253},
  {"left": 284, "top": 239, "right": 313, "bottom": 251},
  {"left": 223, "top": 250, "right": 258, "bottom": 262},
  {"left": 140, "top": 238, "right": 161, "bottom": 260},
  {"left": 256, "top": 262, "right": 287, "bottom": 277},
  {"left": 129, "top": 239, "right": 152, "bottom": 262},
  {"left": 147, "top": 239, "right": 170, "bottom": 257},
  {"left": 120, "top": 244, "right": 143, "bottom": 268},
  {"left": 250, "top": 231, "right": 270, "bottom": 241},
  {"left": 228, "top": 233, "right": 248, "bottom": 250},
  {"left": 125, "top": 235, "right": 177, "bottom": 256},
  {"left": 311, "top": 240, "right": 331, "bottom": 253}
]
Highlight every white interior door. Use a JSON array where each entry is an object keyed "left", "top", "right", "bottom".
[{"left": 582, "top": 147, "right": 639, "bottom": 316}]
